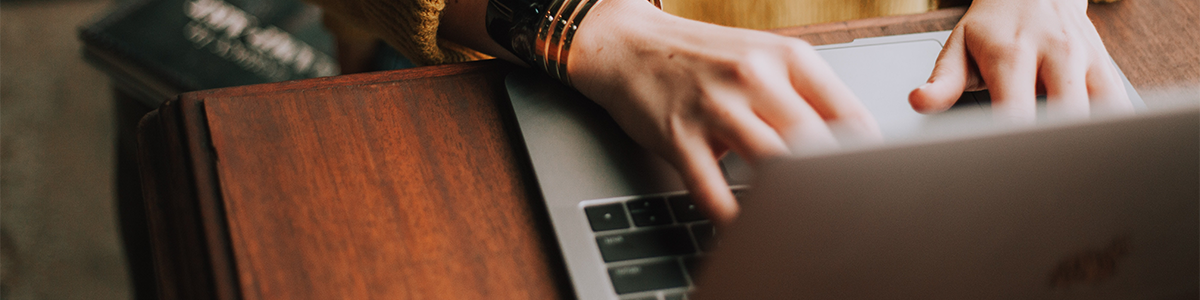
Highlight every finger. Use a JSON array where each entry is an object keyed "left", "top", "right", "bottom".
[
  {"left": 712, "top": 104, "right": 791, "bottom": 163},
  {"left": 745, "top": 75, "right": 841, "bottom": 155},
  {"left": 1072, "top": 17, "right": 1133, "bottom": 115},
  {"left": 910, "top": 27, "right": 970, "bottom": 114},
  {"left": 783, "top": 42, "right": 882, "bottom": 143},
  {"left": 672, "top": 139, "right": 739, "bottom": 225},
  {"left": 1086, "top": 56, "right": 1133, "bottom": 115},
  {"left": 1040, "top": 51, "right": 1091, "bottom": 120},
  {"left": 726, "top": 50, "right": 843, "bottom": 152},
  {"left": 978, "top": 43, "right": 1039, "bottom": 125}
]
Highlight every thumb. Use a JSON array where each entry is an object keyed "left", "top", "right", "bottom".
[{"left": 910, "top": 28, "right": 970, "bottom": 114}]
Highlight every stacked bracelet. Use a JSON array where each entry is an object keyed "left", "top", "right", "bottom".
[{"left": 487, "top": 0, "right": 660, "bottom": 86}]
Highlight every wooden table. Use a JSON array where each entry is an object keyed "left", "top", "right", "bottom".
[{"left": 137, "top": 2, "right": 1199, "bottom": 299}]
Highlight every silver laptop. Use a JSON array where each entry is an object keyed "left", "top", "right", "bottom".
[
  {"left": 503, "top": 31, "right": 1160, "bottom": 300},
  {"left": 690, "top": 104, "right": 1198, "bottom": 300}
]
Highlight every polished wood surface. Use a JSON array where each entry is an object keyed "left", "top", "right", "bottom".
[
  {"left": 774, "top": 6, "right": 965, "bottom": 45},
  {"left": 204, "top": 63, "right": 565, "bottom": 300},
  {"left": 138, "top": 2, "right": 1199, "bottom": 299},
  {"left": 1088, "top": 0, "right": 1200, "bottom": 91}
]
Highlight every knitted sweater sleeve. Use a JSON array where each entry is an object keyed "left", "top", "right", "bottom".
[{"left": 309, "top": 0, "right": 489, "bottom": 66}]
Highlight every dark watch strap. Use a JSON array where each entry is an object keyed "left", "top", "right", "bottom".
[{"left": 485, "top": 0, "right": 549, "bottom": 67}]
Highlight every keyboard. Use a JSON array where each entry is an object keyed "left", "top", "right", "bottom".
[{"left": 583, "top": 190, "right": 743, "bottom": 300}]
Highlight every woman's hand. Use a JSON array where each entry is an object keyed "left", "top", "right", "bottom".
[
  {"left": 568, "top": 0, "right": 880, "bottom": 224},
  {"left": 909, "top": 0, "right": 1132, "bottom": 122}
]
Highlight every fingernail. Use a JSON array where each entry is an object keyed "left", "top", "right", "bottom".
[{"left": 918, "top": 83, "right": 931, "bottom": 90}]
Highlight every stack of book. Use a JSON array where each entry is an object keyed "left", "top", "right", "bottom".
[
  {"left": 80, "top": 0, "right": 340, "bottom": 106},
  {"left": 81, "top": 2, "right": 344, "bottom": 299}
]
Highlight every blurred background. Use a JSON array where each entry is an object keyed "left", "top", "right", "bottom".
[
  {"left": 2, "top": 0, "right": 133, "bottom": 299},
  {"left": 2, "top": 0, "right": 348, "bottom": 298}
]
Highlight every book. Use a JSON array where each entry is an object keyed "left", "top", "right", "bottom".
[{"left": 80, "top": 0, "right": 340, "bottom": 106}]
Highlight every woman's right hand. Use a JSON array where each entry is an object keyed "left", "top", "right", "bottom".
[{"left": 567, "top": 0, "right": 881, "bottom": 224}]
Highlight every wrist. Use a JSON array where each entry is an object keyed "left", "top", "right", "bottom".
[
  {"left": 566, "top": 0, "right": 673, "bottom": 90},
  {"left": 483, "top": 0, "right": 670, "bottom": 84}
]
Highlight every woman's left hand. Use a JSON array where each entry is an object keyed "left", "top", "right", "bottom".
[{"left": 909, "top": 0, "right": 1132, "bottom": 123}]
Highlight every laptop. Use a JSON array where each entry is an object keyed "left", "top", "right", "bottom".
[
  {"left": 692, "top": 106, "right": 1198, "bottom": 300},
  {"left": 502, "top": 31, "right": 1168, "bottom": 300}
]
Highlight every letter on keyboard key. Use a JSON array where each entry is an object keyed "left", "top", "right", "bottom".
[
  {"left": 626, "top": 198, "right": 672, "bottom": 227},
  {"left": 667, "top": 194, "right": 707, "bottom": 222},
  {"left": 608, "top": 261, "right": 688, "bottom": 294},
  {"left": 596, "top": 227, "right": 696, "bottom": 262},
  {"left": 584, "top": 203, "right": 630, "bottom": 231}
]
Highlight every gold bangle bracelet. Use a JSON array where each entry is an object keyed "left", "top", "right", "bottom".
[
  {"left": 532, "top": 0, "right": 661, "bottom": 86},
  {"left": 555, "top": 0, "right": 600, "bottom": 85},
  {"left": 533, "top": 0, "right": 567, "bottom": 74},
  {"left": 546, "top": 0, "right": 585, "bottom": 81}
]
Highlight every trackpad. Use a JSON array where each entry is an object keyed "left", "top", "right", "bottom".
[{"left": 817, "top": 39, "right": 985, "bottom": 141}]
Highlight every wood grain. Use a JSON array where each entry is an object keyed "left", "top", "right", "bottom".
[
  {"left": 1088, "top": 0, "right": 1200, "bottom": 90},
  {"left": 138, "top": 4, "right": 1199, "bottom": 300},
  {"left": 661, "top": 0, "right": 931, "bottom": 30},
  {"left": 202, "top": 62, "right": 573, "bottom": 300},
  {"left": 771, "top": 7, "right": 966, "bottom": 45}
]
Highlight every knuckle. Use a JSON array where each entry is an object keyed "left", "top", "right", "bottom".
[
  {"left": 694, "top": 93, "right": 730, "bottom": 117},
  {"left": 1044, "top": 33, "right": 1076, "bottom": 54},
  {"left": 983, "top": 41, "right": 1025, "bottom": 59},
  {"left": 723, "top": 52, "right": 773, "bottom": 84},
  {"left": 718, "top": 41, "right": 810, "bottom": 85}
]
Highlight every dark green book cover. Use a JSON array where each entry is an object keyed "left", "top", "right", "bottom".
[{"left": 81, "top": 0, "right": 339, "bottom": 105}]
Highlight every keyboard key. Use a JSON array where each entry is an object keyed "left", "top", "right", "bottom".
[
  {"left": 584, "top": 203, "right": 630, "bottom": 232},
  {"left": 596, "top": 226, "right": 696, "bottom": 262},
  {"left": 690, "top": 223, "right": 716, "bottom": 252},
  {"left": 608, "top": 260, "right": 688, "bottom": 294},
  {"left": 626, "top": 198, "right": 672, "bottom": 227},
  {"left": 667, "top": 194, "right": 706, "bottom": 222}
]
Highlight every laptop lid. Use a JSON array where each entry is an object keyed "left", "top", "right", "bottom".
[{"left": 693, "top": 106, "right": 1199, "bottom": 300}]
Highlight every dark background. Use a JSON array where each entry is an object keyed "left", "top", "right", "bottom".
[{"left": 2, "top": 0, "right": 138, "bottom": 299}]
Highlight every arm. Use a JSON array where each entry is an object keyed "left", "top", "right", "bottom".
[{"left": 322, "top": 0, "right": 880, "bottom": 224}]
